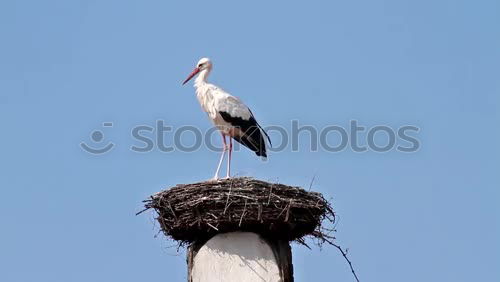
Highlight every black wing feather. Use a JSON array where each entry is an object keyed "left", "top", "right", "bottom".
[
  {"left": 247, "top": 108, "right": 272, "bottom": 147},
  {"left": 219, "top": 111, "right": 268, "bottom": 158}
]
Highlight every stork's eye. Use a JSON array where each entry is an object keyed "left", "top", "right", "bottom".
[{"left": 198, "top": 63, "right": 203, "bottom": 68}]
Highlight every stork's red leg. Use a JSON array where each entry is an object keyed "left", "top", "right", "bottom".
[
  {"left": 226, "top": 138, "right": 233, "bottom": 178},
  {"left": 213, "top": 133, "right": 227, "bottom": 180}
]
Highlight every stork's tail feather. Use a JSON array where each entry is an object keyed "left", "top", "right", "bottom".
[
  {"left": 257, "top": 123, "right": 272, "bottom": 148},
  {"left": 256, "top": 148, "right": 267, "bottom": 158}
]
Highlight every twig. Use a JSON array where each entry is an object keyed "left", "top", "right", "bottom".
[
  {"left": 285, "top": 199, "right": 293, "bottom": 222},
  {"left": 223, "top": 178, "right": 234, "bottom": 214},
  {"left": 135, "top": 207, "right": 149, "bottom": 216},
  {"left": 267, "top": 184, "right": 273, "bottom": 205},
  {"left": 308, "top": 174, "right": 317, "bottom": 191},
  {"left": 322, "top": 237, "right": 360, "bottom": 282},
  {"left": 167, "top": 201, "right": 177, "bottom": 220},
  {"left": 227, "top": 193, "right": 255, "bottom": 200},
  {"left": 295, "top": 238, "right": 311, "bottom": 250},
  {"left": 207, "top": 213, "right": 218, "bottom": 219},
  {"left": 276, "top": 202, "right": 289, "bottom": 219},
  {"left": 206, "top": 222, "right": 219, "bottom": 231},
  {"left": 239, "top": 199, "right": 248, "bottom": 227}
]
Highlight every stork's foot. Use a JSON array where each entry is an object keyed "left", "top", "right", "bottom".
[{"left": 209, "top": 176, "right": 220, "bottom": 182}]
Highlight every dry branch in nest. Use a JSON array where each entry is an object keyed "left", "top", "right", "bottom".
[{"left": 139, "top": 177, "right": 336, "bottom": 245}]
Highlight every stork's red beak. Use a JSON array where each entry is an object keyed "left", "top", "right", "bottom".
[{"left": 182, "top": 67, "right": 200, "bottom": 85}]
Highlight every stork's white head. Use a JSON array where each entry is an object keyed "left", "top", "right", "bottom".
[
  {"left": 196, "top": 57, "right": 212, "bottom": 71},
  {"left": 182, "top": 57, "right": 212, "bottom": 85}
]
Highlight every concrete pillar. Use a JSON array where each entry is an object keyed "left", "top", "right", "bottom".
[{"left": 188, "top": 232, "right": 293, "bottom": 282}]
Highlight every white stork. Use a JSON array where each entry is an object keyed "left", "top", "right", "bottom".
[{"left": 182, "top": 58, "right": 271, "bottom": 180}]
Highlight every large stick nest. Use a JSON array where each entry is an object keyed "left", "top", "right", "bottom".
[{"left": 140, "top": 177, "right": 335, "bottom": 244}]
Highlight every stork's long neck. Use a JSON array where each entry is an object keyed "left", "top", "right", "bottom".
[
  {"left": 194, "top": 68, "right": 211, "bottom": 88},
  {"left": 193, "top": 68, "right": 213, "bottom": 114}
]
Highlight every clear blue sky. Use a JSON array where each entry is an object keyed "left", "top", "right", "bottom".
[{"left": 1, "top": 1, "right": 499, "bottom": 281}]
